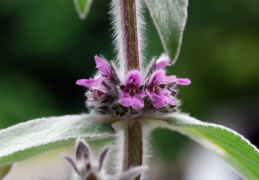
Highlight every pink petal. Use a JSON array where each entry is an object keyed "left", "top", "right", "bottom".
[
  {"left": 120, "top": 89, "right": 130, "bottom": 97},
  {"left": 118, "top": 97, "right": 132, "bottom": 107},
  {"left": 152, "top": 95, "right": 168, "bottom": 108},
  {"left": 118, "top": 96, "right": 144, "bottom": 110},
  {"left": 148, "top": 70, "right": 165, "bottom": 86},
  {"left": 152, "top": 95, "right": 175, "bottom": 108},
  {"left": 166, "top": 96, "right": 176, "bottom": 106},
  {"left": 91, "top": 80, "right": 108, "bottom": 93},
  {"left": 156, "top": 54, "right": 170, "bottom": 69},
  {"left": 158, "top": 88, "right": 170, "bottom": 96},
  {"left": 165, "top": 75, "right": 177, "bottom": 84},
  {"left": 159, "top": 89, "right": 175, "bottom": 106},
  {"left": 126, "top": 70, "right": 142, "bottom": 87},
  {"left": 177, "top": 78, "right": 191, "bottom": 85},
  {"left": 146, "top": 88, "right": 155, "bottom": 98},
  {"left": 135, "top": 89, "right": 146, "bottom": 99},
  {"left": 95, "top": 56, "right": 111, "bottom": 77},
  {"left": 76, "top": 78, "right": 96, "bottom": 87},
  {"left": 146, "top": 89, "right": 166, "bottom": 108},
  {"left": 146, "top": 88, "right": 175, "bottom": 108},
  {"left": 131, "top": 97, "right": 144, "bottom": 109}
]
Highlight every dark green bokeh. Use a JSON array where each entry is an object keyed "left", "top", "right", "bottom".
[{"left": 0, "top": 0, "right": 258, "bottom": 162}]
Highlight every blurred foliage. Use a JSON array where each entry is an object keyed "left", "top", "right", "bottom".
[{"left": 0, "top": 0, "right": 258, "bottom": 162}]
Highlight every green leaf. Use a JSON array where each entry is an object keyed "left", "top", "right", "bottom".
[
  {"left": 144, "top": 0, "right": 188, "bottom": 63},
  {"left": 73, "top": 0, "right": 93, "bottom": 19},
  {"left": 151, "top": 113, "right": 259, "bottom": 180},
  {"left": 0, "top": 164, "right": 13, "bottom": 179},
  {"left": 0, "top": 114, "right": 115, "bottom": 167}
]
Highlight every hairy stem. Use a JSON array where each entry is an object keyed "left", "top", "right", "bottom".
[
  {"left": 111, "top": 0, "right": 143, "bottom": 178},
  {"left": 123, "top": 121, "right": 143, "bottom": 179},
  {"left": 121, "top": 0, "right": 140, "bottom": 71},
  {"left": 121, "top": 1, "right": 142, "bottom": 177}
]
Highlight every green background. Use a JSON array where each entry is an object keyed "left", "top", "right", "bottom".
[{"left": 0, "top": 0, "right": 258, "bottom": 164}]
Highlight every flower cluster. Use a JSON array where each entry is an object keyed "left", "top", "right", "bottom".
[{"left": 76, "top": 54, "right": 190, "bottom": 117}]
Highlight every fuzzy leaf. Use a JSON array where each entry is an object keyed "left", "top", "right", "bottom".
[
  {"left": 0, "top": 114, "right": 115, "bottom": 167},
  {"left": 144, "top": 0, "right": 188, "bottom": 63},
  {"left": 152, "top": 113, "right": 259, "bottom": 180},
  {"left": 74, "top": 0, "right": 93, "bottom": 19}
]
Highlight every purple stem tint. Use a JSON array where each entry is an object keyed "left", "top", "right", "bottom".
[
  {"left": 121, "top": 0, "right": 140, "bottom": 71},
  {"left": 119, "top": 0, "right": 143, "bottom": 178},
  {"left": 123, "top": 121, "right": 143, "bottom": 180}
]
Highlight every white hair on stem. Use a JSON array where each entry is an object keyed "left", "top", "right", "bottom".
[
  {"left": 112, "top": 121, "right": 128, "bottom": 177},
  {"left": 136, "top": 0, "right": 147, "bottom": 75},
  {"left": 140, "top": 120, "right": 154, "bottom": 180},
  {"left": 110, "top": 0, "right": 146, "bottom": 79},
  {"left": 112, "top": 119, "right": 153, "bottom": 180}
]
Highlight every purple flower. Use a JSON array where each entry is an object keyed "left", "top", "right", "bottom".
[
  {"left": 76, "top": 54, "right": 191, "bottom": 116},
  {"left": 76, "top": 56, "right": 111, "bottom": 88},
  {"left": 118, "top": 70, "right": 146, "bottom": 110},
  {"left": 76, "top": 56, "right": 111, "bottom": 101},
  {"left": 145, "top": 54, "right": 191, "bottom": 109},
  {"left": 146, "top": 70, "right": 176, "bottom": 108}
]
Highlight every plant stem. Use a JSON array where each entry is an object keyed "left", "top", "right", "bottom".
[
  {"left": 121, "top": 0, "right": 143, "bottom": 176},
  {"left": 112, "top": 0, "right": 143, "bottom": 178},
  {"left": 121, "top": 0, "right": 140, "bottom": 71},
  {"left": 123, "top": 120, "right": 143, "bottom": 179}
]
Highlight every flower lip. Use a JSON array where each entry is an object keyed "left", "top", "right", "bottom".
[
  {"left": 118, "top": 70, "right": 146, "bottom": 109},
  {"left": 146, "top": 88, "right": 176, "bottom": 108},
  {"left": 148, "top": 69, "right": 165, "bottom": 87},
  {"left": 146, "top": 70, "right": 176, "bottom": 108}
]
